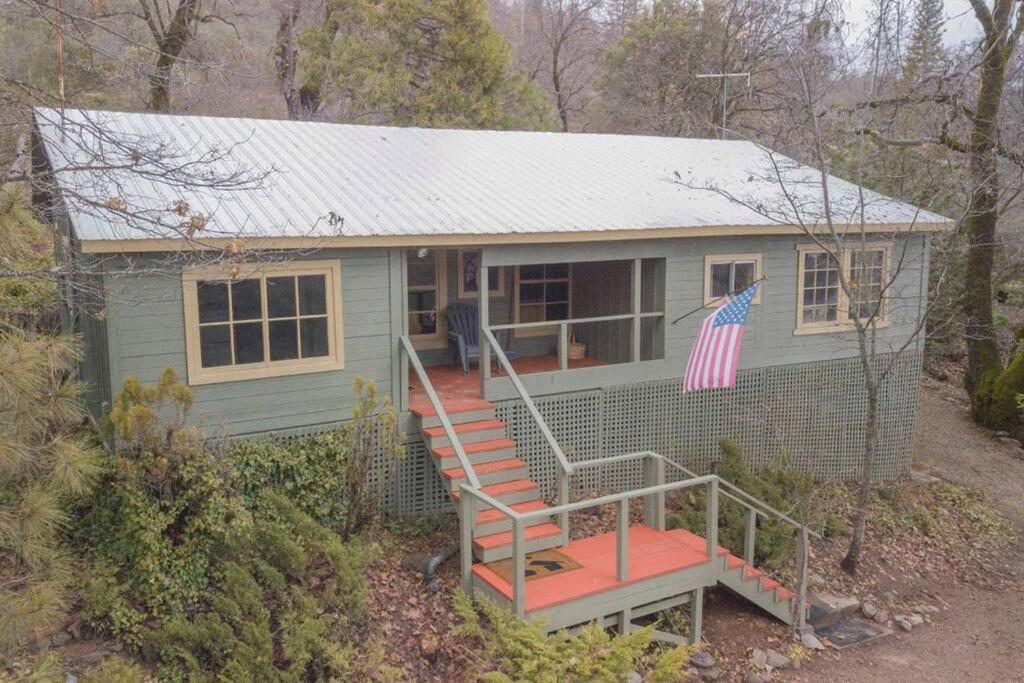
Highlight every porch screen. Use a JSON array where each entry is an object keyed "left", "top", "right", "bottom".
[{"left": 517, "top": 263, "right": 571, "bottom": 329}]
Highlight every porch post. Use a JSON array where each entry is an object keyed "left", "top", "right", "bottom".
[
  {"left": 479, "top": 260, "right": 490, "bottom": 398},
  {"left": 632, "top": 258, "right": 642, "bottom": 363}
]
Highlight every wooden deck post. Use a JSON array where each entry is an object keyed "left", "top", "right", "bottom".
[
  {"left": 512, "top": 518, "right": 526, "bottom": 618},
  {"left": 689, "top": 586, "right": 703, "bottom": 645},
  {"left": 479, "top": 262, "right": 490, "bottom": 397},
  {"left": 616, "top": 498, "right": 629, "bottom": 582},
  {"left": 556, "top": 467, "right": 570, "bottom": 541},
  {"left": 631, "top": 258, "right": 642, "bottom": 362},
  {"left": 460, "top": 493, "right": 475, "bottom": 589},
  {"left": 643, "top": 455, "right": 665, "bottom": 531},
  {"left": 558, "top": 322, "right": 568, "bottom": 371},
  {"left": 796, "top": 525, "right": 809, "bottom": 632},
  {"left": 744, "top": 508, "right": 757, "bottom": 565},
  {"left": 617, "top": 606, "right": 632, "bottom": 635},
  {"left": 706, "top": 478, "right": 719, "bottom": 577}
]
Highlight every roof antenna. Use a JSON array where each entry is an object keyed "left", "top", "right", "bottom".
[{"left": 695, "top": 72, "right": 751, "bottom": 139}]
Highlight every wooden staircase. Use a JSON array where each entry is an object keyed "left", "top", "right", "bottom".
[{"left": 411, "top": 397, "right": 565, "bottom": 563}]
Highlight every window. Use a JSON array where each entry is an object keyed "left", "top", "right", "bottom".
[
  {"left": 795, "top": 245, "right": 890, "bottom": 334},
  {"left": 182, "top": 260, "right": 344, "bottom": 385},
  {"left": 515, "top": 263, "right": 571, "bottom": 336},
  {"left": 407, "top": 249, "right": 447, "bottom": 349},
  {"left": 704, "top": 254, "right": 762, "bottom": 305},
  {"left": 457, "top": 250, "right": 505, "bottom": 298}
]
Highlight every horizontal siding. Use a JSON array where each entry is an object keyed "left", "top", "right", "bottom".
[{"left": 104, "top": 249, "right": 394, "bottom": 437}]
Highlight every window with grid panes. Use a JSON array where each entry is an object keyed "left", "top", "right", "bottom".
[
  {"left": 516, "top": 263, "right": 571, "bottom": 331},
  {"left": 407, "top": 249, "right": 447, "bottom": 348}
]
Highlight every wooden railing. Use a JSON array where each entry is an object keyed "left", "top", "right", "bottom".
[
  {"left": 399, "top": 335, "right": 481, "bottom": 489},
  {"left": 460, "top": 472, "right": 720, "bottom": 618},
  {"left": 488, "top": 311, "right": 664, "bottom": 371},
  {"left": 481, "top": 326, "right": 572, "bottom": 536}
]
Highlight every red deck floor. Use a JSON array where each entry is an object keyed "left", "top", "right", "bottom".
[
  {"left": 409, "top": 354, "right": 606, "bottom": 408},
  {"left": 471, "top": 525, "right": 713, "bottom": 613}
]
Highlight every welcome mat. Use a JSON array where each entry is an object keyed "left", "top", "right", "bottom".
[{"left": 486, "top": 548, "right": 582, "bottom": 584}]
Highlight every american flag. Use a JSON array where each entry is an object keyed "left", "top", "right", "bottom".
[{"left": 683, "top": 282, "right": 761, "bottom": 393}]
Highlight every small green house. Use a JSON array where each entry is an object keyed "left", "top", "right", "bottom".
[{"left": 33, "top": 108, "right": 949, "bottom": 638}]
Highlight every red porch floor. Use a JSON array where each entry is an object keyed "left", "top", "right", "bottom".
[
  {"left": 472, "top": 525, "right": 714, "bottom": 613},
  {"left": 408, "top": 354, "right": 606, "bottom": 409}
]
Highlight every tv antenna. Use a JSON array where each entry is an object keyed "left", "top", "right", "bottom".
[{"left": 695, "top": 72, "right": 751, "bottom": 139}]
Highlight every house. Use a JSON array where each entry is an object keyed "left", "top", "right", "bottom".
[{"left": 32, "top": 108, "right": 950, "bottom": 639}]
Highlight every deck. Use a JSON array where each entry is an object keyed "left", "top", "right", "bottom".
[{"left": 408, "top": 354, "right": 605, "bottom": 407}]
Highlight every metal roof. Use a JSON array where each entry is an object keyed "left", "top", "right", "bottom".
[{"left": 34, "top": 108, "right": 951, "bottom": 244}]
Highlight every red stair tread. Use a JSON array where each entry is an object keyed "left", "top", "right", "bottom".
[
  {"left": 473, "top": 522, "right": 563, "bottom": 550},
  {"left": 743, "top": 566, "right": 763, "bottom": 581},
  {"left": 423, "top": 419, "right": 505, "bottom": 438},
  {"left": 451, "top": 478, "right": 538, "bottom": 501},
  {"left": 410, "top": 397, "right": 494, "bottom": 417},
  {"left": 726, "top": 553, "right": 745, "bottom": 570},
  {"left": 777, "top": 587, "right": 796, "bottom": 601},
  {"left": 759, "top": 577, "right": 781, "bottom": 592},
  {"left": 433, "top": 438, "right": 515, "bottom": 459},
  {"left": 442, "top": 458, "right": 526, "bottom": 480},
  {"left": 477, "top": 500, "right": 550, "bottom": 524}
]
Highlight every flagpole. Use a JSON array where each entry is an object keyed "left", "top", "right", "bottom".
[{"left": 670, "top": 276, "right": 767, "bottom": 326}]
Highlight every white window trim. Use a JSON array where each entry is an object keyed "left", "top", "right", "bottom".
[
  {"left": 456, "top": 249, "right": 506, "bottom": 299},
  {"left": 514, "top": 264, "right": 573, "bottom": 337},
  {"left": 793, "top": 243, "right": 892, "bottom": 336},
  {"left": 408, "top": 249, "right": 448, "bottom": 350},
  {"left": 182, "top": 260, "right": 345, "bottom": 385},
  {"left": 703, "top": 253, "right": 763, "bottom": 306}
]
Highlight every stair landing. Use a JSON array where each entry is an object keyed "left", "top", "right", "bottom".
[{"left": 472, "top": 525, "right": 712, "bottom": 614}]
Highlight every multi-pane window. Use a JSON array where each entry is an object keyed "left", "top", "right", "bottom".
[
  {"left": 183, "top": 261, "right": 343, "bottom": 384},
  {"left": 704, "top": 255, "right": 762, "bottom": 305},
  {"left": 796, "top": 246, "right": 889, "bottom": 333},
  {"left": 517, "top": 263, "right": 571, "bottom": 332},
  {"left": 407, "top": 249, "right": 447, "bottom": 348},
  {"left": 457, "top": 250, "right": 504, "bottom": 298},
  {"left": 800, "top": 251, "right": 841, "bottom": 324}
]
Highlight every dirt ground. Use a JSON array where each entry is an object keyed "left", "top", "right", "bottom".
[{"left": 789, "top": 380, "right": 1024, "bottom": 682}]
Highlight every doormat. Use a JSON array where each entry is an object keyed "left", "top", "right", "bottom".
[
  {"left": 814, "top": 617, "right": 892, "bottom": 649},
  {"left": 486, "top": 548, "right": 582, "bottom": 584}
]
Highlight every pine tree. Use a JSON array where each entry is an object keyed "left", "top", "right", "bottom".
[
  {"left": 301, "top": 0, "right": 558, "bottom": 130},
  {"left": 903, "top": 0, "right": 945, "bottom": 82}
]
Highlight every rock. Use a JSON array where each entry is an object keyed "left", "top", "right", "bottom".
[
  {"left": 861, "top": 603, "right": 878, "bottom": 619},
  {"left": 684, "top": 667, "right": 701, "bottom": 681},
  {"left": 751, "top": 648, "right": 768, "bottom": 669},
  {"left": 873, "top": 610, "right": 891, "bottom": 625},
  {"left": 883, "top": 590, "right": 898, "bottom": 603},
  {"left": 766, "top": 649, "right": 792, "bottom": 670},
  {"left": 48, "top": 631, "right": 71, "bottom": 647},
  {"left": 895, "top": 617, "right": 912, "bottom": 632},
  {"left": 801, "top": 631, "right": 825, "bottom": 651},
  {"left": 743, "top": 673, "right": 767, "bottom": 683},
  {"left": 701, "top": 668, "right": 722, "bottom": 680},
  {"left": 419, "top": 635, "right": 439, "bottom": 662},
  {"left": 627, "top": 671, "right": 643, "bottom": 683},
  {"left": 908, "top": 614, "right": 925, "bottom": 627},
  {"left": 808, "top": 573, "right": 826, "bottom": 588},
  {"left": 995, "top": 430, "right": 1010, "bottom": 438},
  {"left": 691, "top": 651, "right": 716, "bottom": 669}
]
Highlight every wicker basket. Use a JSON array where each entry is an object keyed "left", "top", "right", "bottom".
[{"left": 567, "top": 335, "right": 586, "bottom": 360}]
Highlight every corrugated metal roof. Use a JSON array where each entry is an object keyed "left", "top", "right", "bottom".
[{"left": 34, "top": 107, "right": 950, "bottom": 243}]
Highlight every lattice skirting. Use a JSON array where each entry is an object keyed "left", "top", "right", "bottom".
[{"left": 390, "top": 351, "right": 923, "bottom": 515}]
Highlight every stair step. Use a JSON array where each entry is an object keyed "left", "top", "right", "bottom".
[
  {"left": 423, "top": 419, "right": 508, "bottom": 448},
  {"left": 411, "top": 398, "right": 496, "bottom": 428},
  {"left": 472, "top": 522, "right": 564, "bottom": 562},
  {"left": 451, "top": 479, "right": 541, "bottom": 508},
  {"left": 475, "top": 500, "right": 552, "bottom": 536},
  {"left": 441, "top": 458, "right": 529, "bottom": 488},
  {"left": 433, "top": 438, "right": 517, "bottom": 466}
]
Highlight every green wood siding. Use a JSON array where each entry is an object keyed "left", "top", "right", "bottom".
[{"left": 103, "top": 249, "right": 394, "bottom": 437}]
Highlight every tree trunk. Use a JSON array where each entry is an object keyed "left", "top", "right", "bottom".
[
  {"left": 146, "top": 0, "right": 201, "bottom": 112},
  {"left": 842, "top": 375, "right": 879, "bottom": 573},
  {"left": 551, "top": 41, "right": 569, "bottom": 132},
  {"left": 274, "top": 2, "right": 303, "bottom": 120},
  {"left": 963, "top": 11, "right": 1010, "bottom": 417}
]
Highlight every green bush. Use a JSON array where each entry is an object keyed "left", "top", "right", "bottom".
[
  {"left": 454, "top": 590, "right": 692, "bottom": 682},
  {"left": 146, "top": 493, "right": 368, "bottom": 682},
  {"left": 227, "top": 433, "right": 351, "bottom": 529},
  {"left": 667, "top": 439, "right": 820, "bottom": 572},
  {"left": 224, "top": 376, "right": 404, "bottom": 540}
]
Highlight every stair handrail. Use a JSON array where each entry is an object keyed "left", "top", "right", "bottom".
[
  {"left": 399, "top": 335, "right": 481, "bottom": 489},
  {"left": 481, "top": 326, "right": 572, "bottom": 534},
  {"left": 661, "top": 458, "right": 814, "bottom": 631}
]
